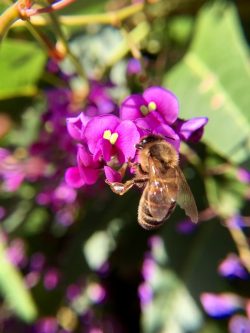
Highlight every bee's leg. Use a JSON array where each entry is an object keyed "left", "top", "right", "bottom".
[
  {"left": 105, "top": 179, "right": 136, "bottom": 195},
  {"left": 105, "top": 177, "right": 148, "bottom": 195},
  {"left": 117, "top": 162, "right": 129, "bottom": 179}
]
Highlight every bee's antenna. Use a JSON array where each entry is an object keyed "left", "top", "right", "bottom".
[{"left": 165, "top": 135, "right": 175, "bottom": 141}]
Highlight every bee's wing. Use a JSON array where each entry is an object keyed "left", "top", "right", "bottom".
[
  {"left": 176, "top": 167, "right": 198, "bottom": 223},
  {"left": 147, "top": 157, "right": 176, "bottom": 221}
]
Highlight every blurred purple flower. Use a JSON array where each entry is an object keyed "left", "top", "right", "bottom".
[
  {"left": 237, "top": 168, "right": 250, "bottom": 184},
  {"left": 30, "top": 252, "right": 46, "bottom": 271},
  {"left": 87, "top": 283, "right": 106, "bottom": 304},
  {"left": 229, "top": 315, "right": 250, "bottom": 333},
  {"left": 200, "top": 292, "right": 243, "bottom": 318},
  {"left": 138, "top": 282, "right": 153, "bottom": 306},
  {"left": 35, "top": 317, "right": 58, "bottom": 333},
  {"left": 127, "top": 58, "right": 142, "bottom": 75},
  {"left": 227, "top": 215, "right": 245, "bottom": 229},
  {"left": 218, "top": 254, "right": 249, "bottom": 280},
  {"left": 66, "top": 112, "right": 89, "bottom": 141},
  {"left": 7, "top": 238, "right": 27, "bottom": 268},
  {"left": 66, "top": 284, "right": 82, "bottom": 301},
  {"left": 0, "top": 149, "right": 46, "bottom": 192},
  {"left": 142, "top": 256, "right": 157, "bottom": 281},
  {"left": 0, "top": 206, "right": 6, "bottom": 220},
  {"left": 43, "top": 268, "right": 60, "bottom": 290},
  {"left": 87, "top": 80, "right": 117, "bottom": 116},
  {"left": 176, "top": 218, "right": 197, "bottom": 234},
  {"left": 25, "top": 272, "right": 40, "bottom": 288}
]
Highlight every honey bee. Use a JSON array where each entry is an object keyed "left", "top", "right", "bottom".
[{"left": 106, "top": 134, "right": 198, "bottom": 230}]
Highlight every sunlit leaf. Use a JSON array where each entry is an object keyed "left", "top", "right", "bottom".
[
  {"left": 165, "top": 2, "right": 250, "bottom": 163},
  {"left": 0, "top": 238, "right": 37, "bottom": 322},
  {"left": 0, "top": 39, "right": 46, "bottom": 99}
]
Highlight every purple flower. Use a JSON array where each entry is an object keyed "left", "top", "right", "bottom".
[
  {"left": 30, "top": 252, "right": 46, "bottom": 271},
  {"left": 237, "top": 168, "right": 250, "bottom": 184},
  {"left": 0, "top": 206, "right": 6, "bottom": 220},
  {"left": 103, "top": 166, "right": 122, "bottom": 182},
  {"left": 173, "top": 117, "right": 208, "bottom": 143},
  {"left": 87, "top": 80, "right": 116, "bottom": 116},
  {"left": 7, "top": 238, "right": 27, "bottom": 268},
  {"left": 84, "top": 115, "right": 140, "bottom": 164},
  {"left": 138, "top": 282, "right": 153, "bottom": 306},
  {"left": 43, "top": 268, "right": 60, "bottom": 290},
  {"left": 229, "top": 315, "right": 250, "bottom": 333},
  {"left": 66, "top": 284, "right": 82, "bottom": 301},
  {"left": 218, "top": 254, "right": 249, "bottom": 280},
  {"left": 227, "top": 215, "right": 245, "bottom": 229},
  {"left": 176, "top": 218, "right": 197, "bottom": 234},
  {"left": 142, "top": 256, "right": 157, "bottom": 281},
  {"left": 120, "top": 86, "right": 179, "bottom": 125},
  {"left": 35, "top": 317, "right": 58, "bottom": 333},
  {"left": 66, "top": 112, "right": 89, "bottom": 141},
  {"left": 64, "top": 86, "right": 208, "bottom": 189},
  {"left": 200, "top": 292, "right": 243, "bottom": 318},
  {"left": 65, "top": 144, "right": 101, "bottom": 188},
  {"left": 87, "top": 283, "right": 106, "bottom": 304},
  {"left": 127, "top": 58, "right": 142, "bottom": 75}
]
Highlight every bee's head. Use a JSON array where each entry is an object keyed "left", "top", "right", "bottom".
[
  {"left": 136, "top": 134, "right": 175, "bottom": 150},
  {"left": 135, "top": 135, "right": 159, "bottom": 150}
]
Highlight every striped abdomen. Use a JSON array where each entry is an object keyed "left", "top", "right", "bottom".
[{"left": 137, "top": 173, "right": 178, "bottom": 230}]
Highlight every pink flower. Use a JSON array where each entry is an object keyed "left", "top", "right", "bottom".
[
  {"left": 120, "top": 86, "right": 179, "bottom": 125},
  {"left": 200, "top": 292, "right": 243, "bottom": 318},
  {"left": 84, "top": 115, "right": 140, "bottom": 164}
]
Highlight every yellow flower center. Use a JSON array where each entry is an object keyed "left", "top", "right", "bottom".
[
  {"left": 139, "top": 101, "right": 157, "bottom": 115},
  {"left": 148, "top": 101, "right": 157, "bottom": 111},
  {"left": 103, "top": 130, "right": 119, "bottom": 145}
]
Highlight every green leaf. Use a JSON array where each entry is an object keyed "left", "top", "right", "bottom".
[
  {"left": 0, "top": 238, "right": 37, "bottom": 322},
  {"left": 165, "top": 2, "right": 250, "bottom": 164},
  {"left": 0, "top": 39, "right": 46, "bottom": 99},
  {"left": 141, "top": 236, "right": 203, "bottom": 333}
]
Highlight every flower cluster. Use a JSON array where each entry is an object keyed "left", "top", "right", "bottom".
[{"left": 65, "top": 86, "right": 208, "bottom": 188}]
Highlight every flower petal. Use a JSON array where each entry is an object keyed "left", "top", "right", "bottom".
[
  {"left": 218, "top": 254, "right": 249, "bottom": 280},
  {"left": 77, "top": 144, "right": 99, "bottom": 168},
  {"left": 200, "top": 293, "right": 243, "bottom": 318},
  {"left": 120, "top": 94, "right": 146, "bottom": 120},
  {"left": 65, "top": 167, "right": 84, "bottom": 188},
  {"left": 84, "top": 115, "right": 120, "bottom": 153},
  {"left": 104, "top": 166, "right": 122, "bottom": 182},
  {"left": 79, "top": 166, "right": 100, "bottom": 185},
  {"left": 116, "top": 120, "right": 140, "bottom": 162},
  {"left": 101, "top": 138, "right": 114, "bottom": 162},
  {"left": 66, "top": 113, "right": 89, "bottom": 141},
  {"left": 229, "top": 315, "right": 250, "bottom": 333},
  {"left": 143, "top": 87, "right": 179, "bottom": 124},
  {"left": 175, "top": 117, "right": 208, "bottom": 142}
]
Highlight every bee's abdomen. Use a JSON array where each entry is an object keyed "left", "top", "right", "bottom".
[{"left": 138, "top": 200, "right": 176, "bottom": 230}]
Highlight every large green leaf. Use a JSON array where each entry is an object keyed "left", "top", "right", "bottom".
[
  {"left": 0, "top": 39, "right": 46, "bottom": 99},
  {"left": 165, "top": 2, "right": 250, "bottom": 164},
  {"left": 0, "top": 237, "right": 37, "bottom": 322}
]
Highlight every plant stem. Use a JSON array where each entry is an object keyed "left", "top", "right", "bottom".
[
  {"left": 227, "top": 221, "right": 250, "bottom": 272},
  {"left": 45, "top": 6, "right": 88, "bottom": 92},
  {"left": 0, "top": 2, "right": 20, "bottom": 42},
  {"left": 12, "top": 3, "right": 144, "bottom": 28},
  {"left": 25, "top": 20, "right": 63, "bottom": 61}
]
